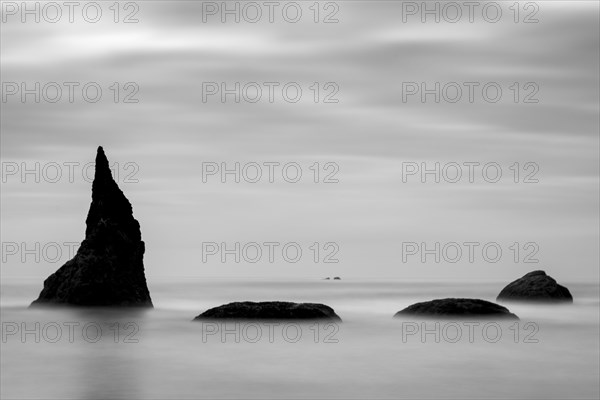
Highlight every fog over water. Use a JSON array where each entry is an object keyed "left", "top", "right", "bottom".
[{"left": 1, "top": 279, "right": 599, "bottom": 399}]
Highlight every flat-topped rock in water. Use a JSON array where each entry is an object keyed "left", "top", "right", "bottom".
[
  {"left": 497, "top": 270, "right": 573, "bottom": 303},
  {"left": 394, "top": 298, "right": 518, "bottom": 319},
  {"left": 194, "top": 301, "right": 342, "bottom": 321},
  {"left": 31, "top": 147, "right": 152, "bottom": 307}
]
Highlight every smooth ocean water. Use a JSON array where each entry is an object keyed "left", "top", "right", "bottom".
[{"left": 1, "top": 278, "right": 599, "bottom": 399}]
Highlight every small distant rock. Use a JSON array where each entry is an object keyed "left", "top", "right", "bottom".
[
  {"left": 394, "top": 298, "right": 518, "bottom": 319},
  {"left": 323, "top": 277, "right": 331, "bottom": 280},
  {"left": 333, "top": 277, "right": 341, "bottom": 280},
  {"left": 194, "top": 301, "right": 342, "bottom": 321},
  {"left": 497, "top": 270, "right": 573, "bottom": 303}
]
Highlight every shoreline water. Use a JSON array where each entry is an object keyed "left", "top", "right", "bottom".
[{"left": 2, "top": 279, "right": 599, "bottom": 399}]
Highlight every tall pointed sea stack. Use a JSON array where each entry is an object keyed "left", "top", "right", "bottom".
[{"left": 31, "top": 147, "right": 152, "bottom": 307}]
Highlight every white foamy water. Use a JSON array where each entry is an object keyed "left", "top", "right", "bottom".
[{"left": 1, "top": 278, "right": 599, "bottom": 399}]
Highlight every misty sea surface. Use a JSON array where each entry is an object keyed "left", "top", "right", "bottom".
[{"left": 1, "top": 278, "right": 599, "bottom": 400}]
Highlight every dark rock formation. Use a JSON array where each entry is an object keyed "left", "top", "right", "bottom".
[
  {"left": 194, "top": 301, "right": 342, "bottom": 321},
  {"left": 394, "top": 298, "right": 518, "bottom": 319},
  {"left": 333, "top": 277, "right": 341, "bottom": 280},
  {"left": 31, "top": 147, "right": 152, "bottom": 307},
  {"left": 497, "top": 270, "right": 573, "bottom": 303}
]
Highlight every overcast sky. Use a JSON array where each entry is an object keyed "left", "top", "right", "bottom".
[{"left": 1, "top": 1, "right": 598, "bottom": 283}]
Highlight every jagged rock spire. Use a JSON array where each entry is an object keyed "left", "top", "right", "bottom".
[{"left": 31, "top": 147, "right": 152, "bottom": 307}]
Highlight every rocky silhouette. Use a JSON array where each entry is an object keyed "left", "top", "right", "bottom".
[
  {"left": 394, "top": 298, "right": 518, "bottom": 319},
  {"left": 31, "top": 147, "right": 152, "bottom": 307},
  {"left": 195, "top": 301, "right": 342, "bottom": 321},
  {"left": 497, "top": 270, "right": 573, "bottom": 303}
]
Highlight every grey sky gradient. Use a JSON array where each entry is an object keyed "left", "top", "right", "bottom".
[{"left": 1, "top": 1, "right": 598, "bottom": 282}]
